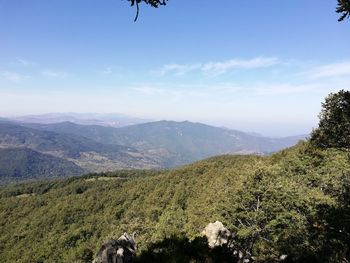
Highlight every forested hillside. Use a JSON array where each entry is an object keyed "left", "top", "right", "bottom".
[
  {"left": 0, "top": 122, "right": 159, "bottom": 175},
  {"left": 0, "top": 148, "right": 84, "bottom": 183},
  {"left": 0, "top": 119, "right": 304, "bottom": 182},
  {"left": 1, "top": 141, "right": 349, "bottom": 262}
]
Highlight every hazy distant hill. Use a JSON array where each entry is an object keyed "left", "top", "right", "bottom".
[
  {"left": 0, "top": 119, "right": 306, "bottom": 179},
  {"left": 25, "top": 120, "right": 306, "bottom": 167},
  {"left": 0, "top": 122, "right": 159, "bottom": 173},
  {"left": 0, "top": 148, "right": 84, "bottom": 182},
  {"left": 12, "top": 112, "right": 149, "bottom": 128}
]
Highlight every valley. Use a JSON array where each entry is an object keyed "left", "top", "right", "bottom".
[{"left": 0, "top": 116, "right": 305, "bottom": 182}]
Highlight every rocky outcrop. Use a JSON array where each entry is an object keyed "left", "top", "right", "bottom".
[
  {"left": 201, "top": 221, "right": 232, "bottom": 248},
  {"left": 93, "top": 232, "right": 137, "bottom": 263}
]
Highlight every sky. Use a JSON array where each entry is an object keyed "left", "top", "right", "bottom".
[{"left": 0, "top": 0, "right": 349, "bottom": 136}]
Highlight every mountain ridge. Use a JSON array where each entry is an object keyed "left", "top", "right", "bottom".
[
  {"left": 10, "top": 112, "right": 150, "bottom": 128},
  {"left": 0, "top": 122, "right": 159, "bottom": 174},
  {"left": 23, "top": 119, "right": 306, "bottom": 167},
  {"left": 0, "top": 119, "right": 306, "bottom": 181}
]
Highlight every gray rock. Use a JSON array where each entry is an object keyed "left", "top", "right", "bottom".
[
  {"left": 280, "top": 254, "right": 288, "bottom": 261},
  {"left": 93, "top": 232, "right": 137, "bottom": 263},
  {"left": 201, "top": 221, "right": 232, "bottom": 248}
]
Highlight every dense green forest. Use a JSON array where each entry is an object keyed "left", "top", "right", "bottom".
[
  {"left": 0, "top": 148, "right": 84, "bottom": 183},
  {"left": 0, "top": 90, "right": 349, "bottom": 262},
  {"left": 0, "top": 141, "right": 349, "bottom": 262}
]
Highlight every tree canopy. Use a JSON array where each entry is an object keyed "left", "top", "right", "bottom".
[
  {"left": 2, "top": 142, "right": 350, "bottom": 262},
  {"left": 311, "top": 90, "right": 350, "bottom": 151}
]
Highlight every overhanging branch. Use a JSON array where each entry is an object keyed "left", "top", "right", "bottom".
[{"left": 128, "top": 0, "right": 168, "bottom": 21}]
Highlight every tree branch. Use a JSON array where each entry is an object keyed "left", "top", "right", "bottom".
[{"left": 127, "top": 0, "right": 168, "bottom": 21}]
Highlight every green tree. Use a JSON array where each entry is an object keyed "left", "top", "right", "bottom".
[
  {"left": 311, "top": 90, "right": 350, "bottom": 154},
  {"left": 229, "top": 166, "right": 318, "bottom": 262}
]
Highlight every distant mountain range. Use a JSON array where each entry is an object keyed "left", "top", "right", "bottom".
[
  {"left": 0, "top": 116, "right": 307, "bottom": 181},
  {"left": 10, "top": 112, "right": 150, "bottom": 128},
  {"left": 24, "top": 120, "right": 306, "bottom": 167}
]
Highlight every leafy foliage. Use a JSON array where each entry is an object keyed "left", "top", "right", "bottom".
[
  {"left": 0, "top": 142, "right": 350, "bottom": 262},
  {"left": 0, "top": 148, "right": 84, "bottom": 183},
  {"left": 337, "top": 0, "right": 350, "bottom": 21},
  {"left": 135, "top": 236, "right": 233, "bottom": 263},
  {"left": 311, "top": 90, "right": 350, "bottom": 151}
]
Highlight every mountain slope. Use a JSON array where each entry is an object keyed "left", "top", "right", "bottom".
[
  {"left": 0, "top": 142, "right": 348, "bottom": 262},
  {"left": 0, "top": 122, "right": 159, "bottom": 172},
  {"left": 25, "top": 120, "right": 306, "bottom": 167},
  {"left": 0, "top": 148, "right": 85, "bottom": 182}
]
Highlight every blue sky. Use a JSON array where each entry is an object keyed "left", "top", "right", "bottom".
[{"left": 0, "top": 0, "right": 349, "bottom": 136}]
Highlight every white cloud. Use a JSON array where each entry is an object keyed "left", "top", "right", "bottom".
[
  {"left": 41, "top": 70, "right": 67, "bottom": 79},
  {"left": 16, "top": 57, "right": 31, "bottom": 66},
  {"left": 132, "top": 85, "right": 209, "bottom": 98},
  {"left": 0, "top": 71, "right": 25, "bottom": 82},
  {"left": 154, "top": 63, "right": 202, "bottom": 76},
  {"left": 202, "top": 57, "right": 279, "bottom": 75},
  {"left": 102, "top": 67, "right": 113, "bottom": 75},
  {"left": 132, "top": 86, "right": 166, "bottom": 95},
  {"left": 253, "top": 83, "right": 322, "bottom": 96},
  {"left": 207, "top": 84, "right": 243, "bottom": 93},
  {"left": 309, "top": 61, "right": 350, "bottom": 78},
  {"left": 129, "top": 79, "right": 344, "bottom": 99},
  {"left": 154, "top": 57, "right": 279, "bottom": 76}
]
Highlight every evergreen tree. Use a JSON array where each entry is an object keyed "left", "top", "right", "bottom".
[{"left": 311, "top": 90, "right": 350, "bottom": 153}]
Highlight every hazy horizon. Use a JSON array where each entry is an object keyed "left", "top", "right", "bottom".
[
  {"left": 0, "top": 111, "right": 312, "bottom": 137},
  {"left": 1, "top": 1, "right": 349, "bottom": 137}
]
